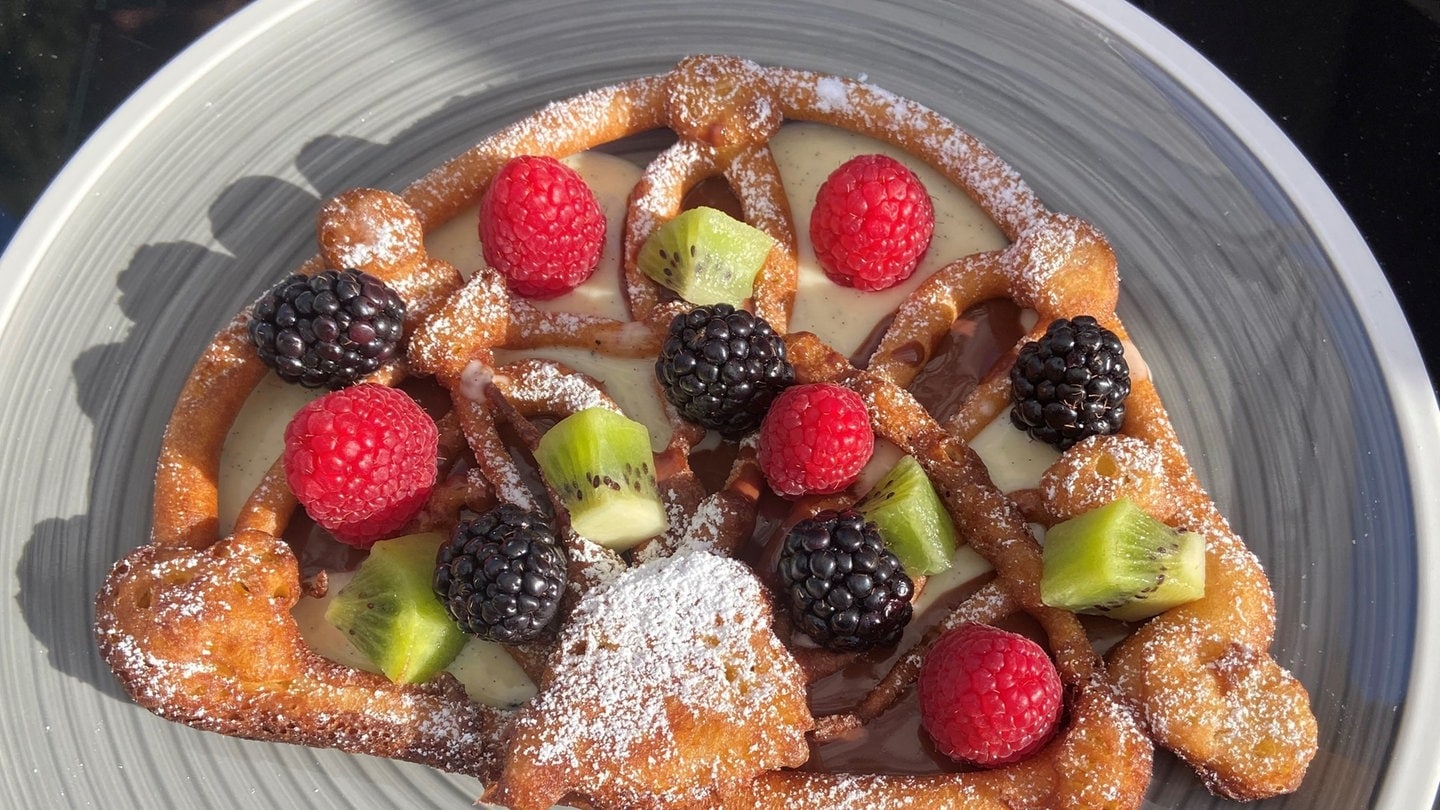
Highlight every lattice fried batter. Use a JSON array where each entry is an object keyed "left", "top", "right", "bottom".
[
  {"left": 486, "top": 550, "right": 812, "bottom": 810},
  {"left": 95, "top": 55, "right": 1316, "bottom": 808}
]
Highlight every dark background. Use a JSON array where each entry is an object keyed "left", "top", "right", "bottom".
[{"left": 2, "top": 0, "right": 1438, "bottom": 391}]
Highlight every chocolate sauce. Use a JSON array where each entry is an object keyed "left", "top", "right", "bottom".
[
  {"left": 686, "top": 442, "right": 741, "bottom": 498},
  {"left": 285, "top": 294, "right": 1030, "bottom": 776},
  {"left": 286, "top": 513, "right": 367, "bottom": 579},
  {"left": 802, "top": 573, "right": 993, "bottom": 774},
  {"left": 906, "top": 298, "right": 1024, "bottom": 425},
  {"left": 736, "top": 297, "right": 1027, "bottom": 775},
  {"left": 680, "top": 176, "right": 746, "bottom": 220},
  {"left": 729, "top": 474, "right": 999, "bottom": 775}
]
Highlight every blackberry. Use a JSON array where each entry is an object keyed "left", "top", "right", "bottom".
[
  {"left": 655, "top": 303, "right": 794, "bottom": 438},
  {"left": 776, "top": 509, "right": 914, "bottom": 652},
  {"left": 433, "top": 504, "right": 567, "bottom": 644},
  {"left": 248, "top": 268, "right": 405, "bottom": 389},
  {"left": 1009, "top": 315, "right": 1130, "bottom": 451}
]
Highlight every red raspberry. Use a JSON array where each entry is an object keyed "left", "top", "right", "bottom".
[
  {"left": 283, "top": 384, "right": 438, "bottom": 548},
  {"left": 809, "top": 153, "right": 934, "bottom": 291},
  {"left": 479, "top": 155, "right": 606, "bottom": 299},
  {"left": 757, "top": 383, "right": 874, "bottom": 498},
  {"left": 917, "top": 623, "right": 1063, "bottom": 767}
]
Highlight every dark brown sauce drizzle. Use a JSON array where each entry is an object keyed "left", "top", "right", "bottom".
[
  {"left": 801, "top": 574, "right": 996, "bottom": 774},
  {"left": 907, "top": 298, "right": 1024, "bottom": 425},
  {"left": 681, "top": 176, "right": 747, "bottom": 220},
  {"left": 764, "top": 298, "right": 1030, "bottom": 775},
  {"left": 281, "top": 287, "right": 1036, "bottom": 776}
]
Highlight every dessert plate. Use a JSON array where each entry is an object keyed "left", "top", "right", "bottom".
[{"left": 1, "top": 0, "right": 1436, "bottom": 807}]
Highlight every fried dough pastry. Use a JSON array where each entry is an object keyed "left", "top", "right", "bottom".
[
  {"left": 94, "top": 54, "right": 1316, "bottom": 808},
  {"left": 486, "top": 549, "right": 812, "bottom": 810}
]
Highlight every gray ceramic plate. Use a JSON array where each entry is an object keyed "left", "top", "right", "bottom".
[{"left": 2, "top": 0, "right": 1437, "bottom": 807}]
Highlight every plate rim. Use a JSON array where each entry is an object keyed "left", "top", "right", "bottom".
[
  {"left": 1, "top": 0, "right": 1436, "bottom": 804},
  {"left": 0, "top": 0, "right": 319, "bottom": 331},
  {"left": 1066, "top": 2, "right": 1440, "bottom": 805}
]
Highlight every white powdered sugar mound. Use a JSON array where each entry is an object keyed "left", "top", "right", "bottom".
[{"left": 506, "top": 546, "right": 805, "bottom": 804}]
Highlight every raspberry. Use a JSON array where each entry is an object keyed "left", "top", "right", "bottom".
[
  {"left": 283, "top": 384, "right": 438, "bottom": 548},
  {"left": 757, "top": 383, "right": 874, "bottom": 497},
  {"left": 809, "top": 153, "right": 934, "bottom": 291},
  {"left": 434, "top": 504, "right": 568, "bottom": 644},
  {"left": 655, "top": 303, "right": 795, "bottom": 438},
  {"left": 917, "top": 623, "right": 1063, "bottom": 767},
  {"left": 479, "top": 155, "right": 606, "bottom": 299}
]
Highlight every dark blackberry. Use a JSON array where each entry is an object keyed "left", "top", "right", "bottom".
[
  {"left": 655, "top": 303, "right": 794, "bottom": 438},
  {"left": 776, "top": 509, "right": 914, "bottom": 652},
  {"left": 248, "top": 268, "right": 405, "bottom": 389},
  {"left": 433, "top": 504, "right": 567, "bottom": 644},
  {"left": 1009, "top": 315, "right": 1130, "bottom": 450}
]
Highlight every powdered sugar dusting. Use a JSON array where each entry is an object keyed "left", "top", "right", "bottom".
[
  {"left": 564, "top": 533, "right": 626, "bottom": 592},
  {"left": 501, "top": 548, "right": 808, "bottom": 804},
  {"left": 110, "top": 55, "right": 1314, "bottom": 804},
  {"left": 813, "top": 76, "right": 850, "bottom": 113},
  {"left": 326, "top": 213, "right": 414, "bottom": 271},
  {"left": 496, "top": 360, "right": 619, "bottom": 416},
  {"left": 1004, "top": 215, "right": 1082, "bottom": 311},
  {"left": 407, "top": 268, "right": 509, "bottom": 380},
  {"left": 772, "top": 69, "right": 1047, "bottom": 239}
]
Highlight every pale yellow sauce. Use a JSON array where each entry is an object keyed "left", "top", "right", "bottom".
[{"left": 218, "top": 123, "right": 1027, "bottom": 705}]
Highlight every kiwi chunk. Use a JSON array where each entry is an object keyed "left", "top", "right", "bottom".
[
  {"left": 637, "top": 206, "right": 776, "bottom": 307},
  {"left": 534, "top": 407, "right": 669, "bottom": 550},
  {"left": 854, "top": 455, "right": 958, "bottom": 575},
  {"left": 324, "top": 533, "right": 467, "bottom": 684},
  {"left": 1040, "top": 498, "right": 1205, "bottom": 622}
]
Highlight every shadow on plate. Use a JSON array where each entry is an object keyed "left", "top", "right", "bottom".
[{"left": 14, "top": 92, "right": 497, "bottom": 703}]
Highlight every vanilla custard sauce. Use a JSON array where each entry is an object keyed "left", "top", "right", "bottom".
[{"left": 216, "top": 122, "right": 1041, "bottom": 710}]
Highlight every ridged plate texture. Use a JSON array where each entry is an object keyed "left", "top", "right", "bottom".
[{"left": 0, "top": 0, "right": 1436, "bottom": 807}]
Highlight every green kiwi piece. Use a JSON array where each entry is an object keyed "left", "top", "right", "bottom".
[
  {"left": 1040, "top": 498, "right": 1206, "bottom": 622},
  {"left": 534, "top": 407, "right": 669, "bottom": 550},
  {"left": 854, "top": 454, "right": 958, "bottom": 575},
  {"left": 324, "top": 532, "right": 467, "bottom": 684},
  {"left": 637, "top": 206, "right": 776, "bottom": 307}
]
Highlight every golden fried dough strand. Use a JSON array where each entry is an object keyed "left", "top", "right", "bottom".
[
  {"left": 723, "top": 678, "right": 1150, "bottom": 810},
  {"left": 95, "top": 531, "right": 509, "bottom": 781},
  {"left": 403, "top": 76, "right": 670, "bottom": 230},
  {"left": 846, "top": 134, "right": 1317, "bottom": 793},
  {"left": 786, "top": 332, "right": 1102, "bottom": 683},
  {"left": 485, "top": 550, "right": 813, "bottom": 810},
  {"left": 1094, "top": 385, "right": 1317, "bottom": 797},
  {"left": 99, "top": 55, "right": 1318, "bottom": 806}
]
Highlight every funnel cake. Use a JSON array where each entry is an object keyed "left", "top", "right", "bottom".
[{"left": 94, "top": 55, "right": 1317, "bottom": 807}]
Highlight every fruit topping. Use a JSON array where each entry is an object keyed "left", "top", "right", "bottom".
[
  {"left": 324, "top": 532, "right": 467, "bottom": 684},
  {"left": 282, "top": 383, "right": 438, "bottom": 547},
  {"left": 433, "top": 504, "right": 568, "bottom": 644},
  {"left": 637, "top": 206, "right": 776, "bottom": 307},
  {"left": 809, "top": 153, "right": 935, "bottom": 291},
  {"left": 854, "top": 454, "right": 959, "bottom": 575},
  {"left": 1040, "top": 497, "right": 1206, "bottom": 622},
  {"left": 479, "top": 155, "right": 606, "bottom": 299},
  {"left": 917, "top": 623, "right": 1063, "bottom": 767},
  {"left": 758, "top": 382, "right": 874, "bottom": 497},
  {"left": 533, "top": 406, "right": 669, "bottom": 549},
  {"left": 1009, "top": 315, "right": 1130, "bottom": 450},
  {"left": 655, "top": 303, "right": 795, "bottom": 438},
  {"left": 248, "top": 268, "right": 406, "bottom": 389},
  {"left": 776, "top": 509, "right": 914, "bottom": 652}
]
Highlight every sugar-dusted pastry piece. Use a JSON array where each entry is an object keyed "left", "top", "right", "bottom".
[
  {"left": 94, "top": 55, "right": 1316, "bottom": 808},
  {"left": 485, "top": 549, "right": 812, "bottom": 810}
]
